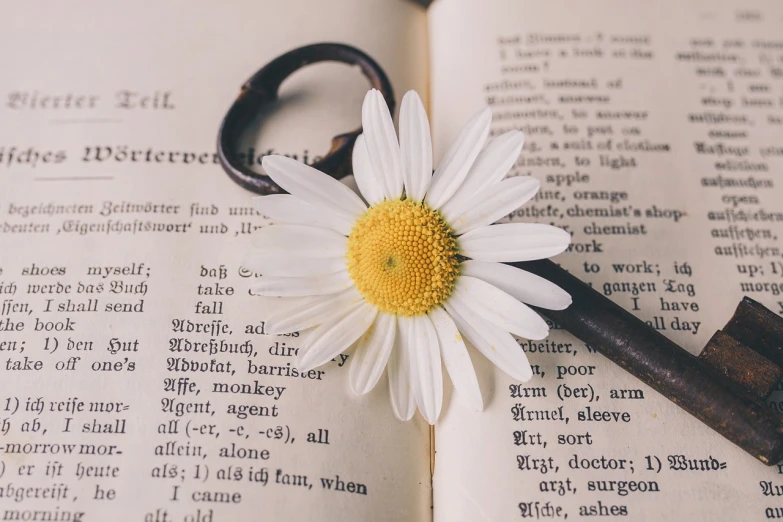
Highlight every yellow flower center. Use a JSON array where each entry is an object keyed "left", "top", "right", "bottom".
[{"left": 346, "top": 198, "right": 460, "bottom": 317}]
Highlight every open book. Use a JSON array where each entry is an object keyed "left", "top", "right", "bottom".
[{"left": 1, "top": 0, "right": 782, "bottom": 519}]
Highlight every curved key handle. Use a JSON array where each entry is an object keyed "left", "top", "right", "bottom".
[{"left": 217, "top": 43, "right": 395, "bottom": 195}]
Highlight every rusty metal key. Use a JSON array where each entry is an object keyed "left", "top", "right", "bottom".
[{"left": 518, "top": 259, "right": 783, "bottom": 465}]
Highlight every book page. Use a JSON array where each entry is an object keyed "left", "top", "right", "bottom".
[
  {"left": 0, "top": 1, "right": 432, "bottom": 521},
  {"left": 428, "top": 0, "right": 783, "bottom": 520}
]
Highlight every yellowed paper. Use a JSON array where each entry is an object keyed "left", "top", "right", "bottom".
[
  {"left": 429, "top": 0, "right": 783, "bottom": 520},
  {"left": 0, "top": 1, "right": 431, "bottom": 520}
]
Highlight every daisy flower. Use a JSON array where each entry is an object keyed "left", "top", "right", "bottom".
[{"left": 245, "top": 89, "right": 571, "bottom": 424}]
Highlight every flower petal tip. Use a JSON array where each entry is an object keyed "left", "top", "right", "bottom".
[
  {"left": 552, "top": 293, "right": 573, "bottom": 311},
  {"left": 260, "top": 154, "right": 279, "bottom": 170},
  {"left": 294, "top": 356, "right": 313, "bottom": 374},
  {"left": 526, "top": 328, "right": 550, "bottom": 341},
  {"left": 419, "top": 408, "right": 439, "bottom": 425},
  {"left": 518, "top": 373, "right": 534, "bottom": 383},
  {"left": 548, "top": 228, "right": 573, "bottom": 257},
  {"left": 556, "top": 227, "right": 573, "bottom": 242},
  {"left": 402, "top": 89, "right": 423, "bottom": 104},
  {"left": 505, "top": 129, "right": 526, "bottom": 146},
  {"left": 466, "top": 393, "right": 484, "bottom": 412},
  {"left": 350, "top": 382, "right": 373, "bottom": 396},
  {"left": 364, "top": 88, "right": 383, "bottom": 104},
  {"left": 264, "top": 324, "right": 286, "bottom": 336},
  {"left": 392, "top": 410, "right": 415, "bottom": 422}
]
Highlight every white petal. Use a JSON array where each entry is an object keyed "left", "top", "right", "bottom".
[
  {"left": 265, "top": 287, "right": 364, "bottom": 335},
  {"left": 262, "top": 155, "right": 367, "bottom": 222},
  {"left": 448, "top": 176, "right": 540, "bottom": 234},
  {"left": 388, "top": 319, "right": 416, "bottom": 421},
  {"left": 242, "top": 252, "right": 345, "bottom": 277},
  {"left": 459, "top": 223, "right": 571, "bottom": 262},
  {"left": 452, "top": 276, "right": 549, "bottom": 340},
  {"left": 429, "top": 307, "right": 482, "bottom": 411},
  {"left": 253, "top": 224, "right": 347, "bottom": 258},
  {"left": 444, "top": 301, "right": 533, "bottom": 382},
  {"left": 404, "top": 315, "right": 443, "bottom": 425},
  {"left": 253, "top": 194, "right": 351, "bottom": 235},
  {"left": 440, "top": 130, "right": 525, "bottom": 217},
  {"left": 262, "top": 295, "right": 328, "bottom": 335},
  {"left": 297, "top": 301, "right": 378, "bottom": 372},
  {"left": 352, "top": 135, "right": 385, "bottom": 206},
  {"left": 361, "top": 89, "right": 403, "bottom": 198},
  {"left": 340, "top": 173, "right": 361, "bottom": 196},
  {"left": 250, "top": 270, "right": 353, "bottom": 297},
  {"left": 350, "top": 313, "right": 396, "bottom": 395},
  {"left": 425, "top": 107, "right": 491, "bottom": 209},
  {"left": 461, "top": 260, "right": 571, "bottom": 310},
  {"left": 399, "top": 91, "right": 433, "bottom": 201}
]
